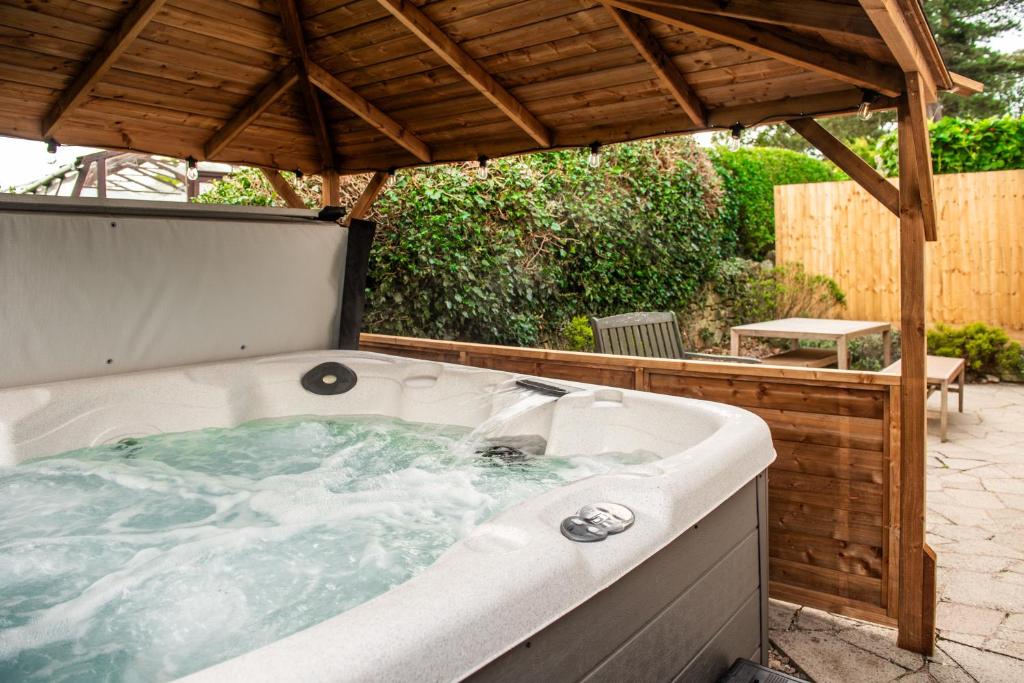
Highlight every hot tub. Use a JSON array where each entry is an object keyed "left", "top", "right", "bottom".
[{"left": 0, "top": 350, "right": 774, "bottom": 682}]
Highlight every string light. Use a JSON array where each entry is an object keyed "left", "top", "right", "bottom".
[
  {"left": 476, "top": 155, "right": 488, "bottom": 180},
  {"left": 927, "top": 102, "right": 944, "bottom": 122},
  {"left": 294, "top": 169, "right": 304, "bottom": 180},
  {"left": 857, "top": 90, "right": 879, "bottom": 121},
  {"left": 588, "top": 142, "right": 602, "bottom": 168},
  {"left": 727, "top": 123, "right": 744, "bottom": 151},
  {"left": 185, "top": 156, "right": 199, "bottom": 181},
  {"left": 45, "top": 139, "right": 58, "bottom": 155}
]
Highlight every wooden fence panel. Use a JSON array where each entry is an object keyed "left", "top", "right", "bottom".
[
  {"left": 361, "top": 333, "right": 903, "bottom": 626},
  {"left": 776, "top": 169, "right": 1024, "bottom": 334}
]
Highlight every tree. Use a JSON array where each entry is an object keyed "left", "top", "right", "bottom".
[{"left": 742, "top": 0, "right": 1024, "bottom": 152}]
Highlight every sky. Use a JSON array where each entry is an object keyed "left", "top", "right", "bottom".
[{"left": 0, "top": 29, "right": 1020, "bottom": 191}]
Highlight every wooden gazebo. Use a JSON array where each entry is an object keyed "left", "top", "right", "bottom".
[{"left": 0, "top": 0, "right": 981, "bottom": 654}]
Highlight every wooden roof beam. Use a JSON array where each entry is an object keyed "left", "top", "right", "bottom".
[
  {"left": 858, "top": 0, "right": 949, "bottom": 98},
  {"left": 279, "top": 0, "right": 336, "bottom": 172},
  {"left": 204, "top": 63, "right": 300, "bottom": 159},
  {"left": 306, "top": 61, "right": 431, "bottom": 163},
  {"left": 42, "top": 0, "right": 167, "bottom": 139},
  {"left": 260, "top": 167, "right": 306, "bottom": 209},
  {"left": 787, "top": 117, "right": 899, "bottom": 215},
  {"left": 950, "top": 72, "right": 984, "bottom": 96},
  {"left": 374, "top": 0, "right": 553, "bottom": 148},
  {"left": 604, "top": 4, "right": 707, "bottom": 126},
  {"left": 903, "top": 71, "right": 937, "bottom": 241},
  {"left": 343, "top": 171, "right": 391, "bottom": 226},
  {"left": 624, "top": 0, "right": 880, "bottom": 38},
  {"left": 610, "top": 1, "right": 906, "bottom": 97}
]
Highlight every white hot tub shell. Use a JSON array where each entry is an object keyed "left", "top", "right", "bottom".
[{"left": 0, "top": 350, "right": 775, "bottom": 682}]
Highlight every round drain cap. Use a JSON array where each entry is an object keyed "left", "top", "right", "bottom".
[{"left": 301, "top": 362, "right": 357, "bottom": 395}]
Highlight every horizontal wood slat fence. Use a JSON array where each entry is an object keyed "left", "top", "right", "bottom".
[
  {"left": 361, "top": 333, "right": 911, "bottom": 627},
  {"left": 776, "top": 169, "right": 1024, "bottom": 334}
]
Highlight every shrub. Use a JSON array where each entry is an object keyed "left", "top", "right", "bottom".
[
  {"left": 711, "top": 147, "right": 843, "bottom": 260},
  {"left": 927, "top": 322, "right": 1024, "bottom": 381},
  {"left": 560, "top": 316, "right": 595, "bottom": 352},
  {"left": 363, "top": 139, "right": 730, "bottom": 346},
  {"left": 874, "top": 117, "right": 1024, "bottom": 176},
  {"left": 678, "top": 258, "right": 845, "bottom": 350}
]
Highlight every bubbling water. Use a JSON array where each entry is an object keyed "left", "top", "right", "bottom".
[{"left": 0, "top": 412, "right": 658, "bottom": 682}]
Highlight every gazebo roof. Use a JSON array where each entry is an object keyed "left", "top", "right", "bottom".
[{"left": 0, "top": 0, "right": 971, "bottom": 175}]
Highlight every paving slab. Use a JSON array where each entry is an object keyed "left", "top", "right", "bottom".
[{"left": 769, "top": 384, "right": 1024, "bottom": 682}]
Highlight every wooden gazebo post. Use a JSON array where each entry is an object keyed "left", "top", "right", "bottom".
[
  {"left": 895, "top": 72, "right": 937, "bottom": 655},
  {"left": 787, "top": 72, "right": 938, "bottom": 654}
]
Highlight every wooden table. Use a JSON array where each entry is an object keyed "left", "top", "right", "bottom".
[
  {"left": 884, "top": 356, "right": 966, "bottom": 441},
  {"left": 730, "top": 317, "right": 892, "bottom": 370}
]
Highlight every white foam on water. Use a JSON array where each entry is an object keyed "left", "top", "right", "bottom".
[{"left": 0, "top": 414, "right": 659, "bottom": 682}]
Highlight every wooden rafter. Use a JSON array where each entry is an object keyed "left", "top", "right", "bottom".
[
  {"left": 787, "top": 117, "right": 899, "bottom": 215},
  {"left": 204, "top": 63, "right": 300, "bottom": 159},
  {"left": 343, "top": 171, "right": 390, "bottom": 226},
  {"left": 42, "top": 0, "right": 167, "bottom": 139},
  {"left": 260, "top": 167, "right": 305, "bottom": 209},
  {"left": 278, "top": 0, "right": 336, "bottom": 172},
  {"left": 627, "top": 0, "right": 880, "bottom": 38},
  {"left": 374, "top": 0, "right": 553, "bottom": 147},
  {"left": 858, "top": 0, "right": 944, "bottom": 98},
  {"left": 604, "top": 4, "right": 707, "bottom": 126},
  {"left": 950, "top": 72, "right": 984, "bottom": 96},
  {"left": 306, "top": 61, "right": 431, "bottom": 163},
  {"left": 609, "top": 1, "right": 905, "bottom": 97}
]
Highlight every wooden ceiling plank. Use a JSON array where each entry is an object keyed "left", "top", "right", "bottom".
[
  {"left": 204, "top": 63, "right": 300, "bottom": 159},
  {"left": 42, "top": 0, "right": 168, "bottom": 139},
  {"left": 620, "top": 0, "right": 880, "bottom": 38},
  {"left": 787, "top": 117, "right": 899, "bottom": 215},
  {"left": 307, "top": 60, "right": 431, "bottom": 162},
  {"left": 260, "top": 167, "right": 306, "bottom": 208},
  {"left": 279, "top": 0, "right": 337, "bottom": 171},
  {"left": 858, "top": 0, "right": 940, "bottom": 98},
  {"left": 603, "top": 4, "right": 706, "bottom": 126},
  {"left": 373, "top": 0, "right": 553, "bottom": 147},
  {"left": 609, "top": 1, "right": 905, "bottom": 97}
]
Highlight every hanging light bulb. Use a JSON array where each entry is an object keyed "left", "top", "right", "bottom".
[
  {"left": 727, "top": 123, "right": 744, "bottom": 151},
  {"left": 45, "top": 139, "right": 58, "bottom": 155},
  {"left": 588, "top": 142, "right": 602, "bottom": 168},
  {"left": 185, "top": 156, "right": 199, "bottom": 181},
  {"left": 477, "top": 155, "right": 488, "bottom": 180},
  {"left": 294, "top": 169, "right": 304, "bottom": 180},
  {"left": 927, "top": 102, "right": 944, "bottom": 122},
  {"left": 857, "top": 90, "right": 879, "bottom": 121}
]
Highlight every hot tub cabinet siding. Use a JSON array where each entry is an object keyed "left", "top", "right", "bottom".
[{"left": 468, "top": 475, "right": 769, "bottom": 683}]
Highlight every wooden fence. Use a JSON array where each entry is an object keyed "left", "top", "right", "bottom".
[
  {"left": 775, "top": 169, "right": 1024, "bottom": 334},
  {"left": 361, "top": 333, "right": 930, "bottom": 631}
]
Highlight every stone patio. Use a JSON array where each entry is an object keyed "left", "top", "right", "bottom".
[{"left": 769, "top": 382, "right": 1024, "bottom": 682}]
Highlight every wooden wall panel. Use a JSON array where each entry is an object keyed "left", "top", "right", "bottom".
[
  {"left": 776, "top": 169, "right": 1024, "bottom": 335},
  {"left": 360, "top": 333, "right": 904, "bottom": 626}
]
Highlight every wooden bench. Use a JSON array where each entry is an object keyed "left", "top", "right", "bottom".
[
  {"left": 884, "top": 355, "right": 966, "bottom": 442},
  {"left": 761, "top": 348, "right": 839, "bottom": 368}
]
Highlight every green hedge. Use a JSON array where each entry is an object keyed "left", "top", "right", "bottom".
[
  {"left": 364, "top": 139, "right": 730, "bottom": 346},
  {"left": 710, "top": 147, "right": 842, "bottom": 260},
  {"left": 874, "top": 116, "right": 1024, "bottom": 176}
]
